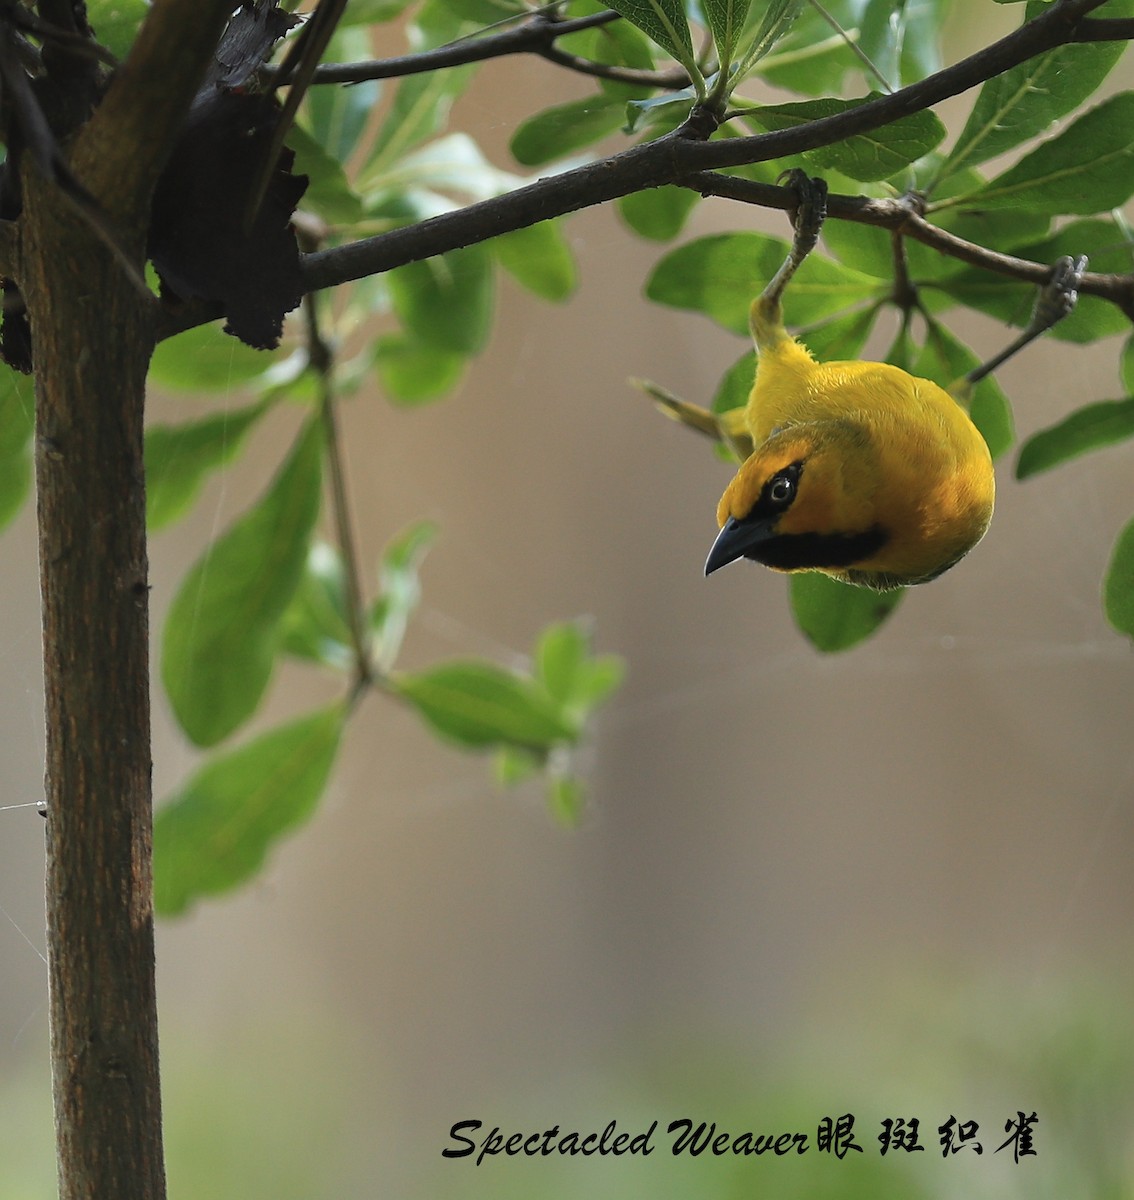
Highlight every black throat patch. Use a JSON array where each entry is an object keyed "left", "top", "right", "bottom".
[{"left": 750, "top": 525, "right": 889, "bottom": 571}]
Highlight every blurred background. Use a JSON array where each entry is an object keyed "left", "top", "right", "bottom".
[{"left": 2, "top": 8, "right": 1133, "bottom": 1198}]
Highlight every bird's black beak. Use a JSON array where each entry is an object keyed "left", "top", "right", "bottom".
[{"left": 704, "top": 515, "right": 774, "bottom": 576}]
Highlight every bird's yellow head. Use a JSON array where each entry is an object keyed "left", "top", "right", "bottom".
[{"left": 705, "top": 419, "right": 994, "bottom": 590}]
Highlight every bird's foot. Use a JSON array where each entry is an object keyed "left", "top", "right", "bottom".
[
  {"left": 1031, "top": 254, "right": 1087, "bottom": 336},
  {"left": 964, "top": 254, "right": 1089, "bottom": 387},
  {"left": 777, "top": 169, "right": 828, "bottom": 266},
  {"left": 755, "top": 171, "right": 829, "bottom": 323}
]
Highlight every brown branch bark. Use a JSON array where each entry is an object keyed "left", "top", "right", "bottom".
[
  {"left": 74, "top": 0, "right": 235, "bottom": 220},
  {"left": 23, "top": 3, "right": 235, "bottom": 1199},
  {"left": 26, "top": 168, "right": 163, "bottom": 1200}
]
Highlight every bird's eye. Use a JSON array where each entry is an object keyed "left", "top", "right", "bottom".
[{"left": 768, "top": 471, "right": 796, "bottom": 506}]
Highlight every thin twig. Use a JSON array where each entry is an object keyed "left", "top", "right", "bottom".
[
  {"left": 889, "top": 227, "right": 916, "bottom": 312},
  {"left": 276, "top": 9, "right": 622, "bottom": 83},
  {"left": 302, "top": 287, "right": 373, "bottom": 697},
  {"left": 9, "top": 7, "right": 117, "bottom": 66},
  {"left": 248, "top": 0, "right": 347, "bottom": 228},
  {"left": 536, "top": 42, "right": 689, "bottom": 87},
  {"left": 806, "top": 0, "right": 893, "bottom": 92}
]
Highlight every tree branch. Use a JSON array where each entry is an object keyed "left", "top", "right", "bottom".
[
  {"left": 284, "top": 9, "right": 623, "bottom": 83},
  {"left": 682, "top": 172, "right": 1134, "bottom": 318},
  {"left": 301, "top": 285, "right": 373, "bottom": 698},
  {"left": 1072, "top": 16, "right": 1134, "bottom": 39},
  {"left": 299, "top": 0, "right": 1125, "bottom": 292},
  {"left": 0, "top": 219, "right": 18, "bottom": 277},
  {"left": 536, "top": 42, "right": 689, "bottom": 88},
  {"left": 73, "top": 0, "right": 235, "bottom": 222}
]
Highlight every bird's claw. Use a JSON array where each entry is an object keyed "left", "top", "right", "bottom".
[
  {"left": 777, "top": 169, "right": 828, "bottom": 262},
  {"left": 963, "top": 253, "right": 1089, "bottom": 387},
  {"left": 1032, "top": 254, "right": 1087, "bottom": 334}
]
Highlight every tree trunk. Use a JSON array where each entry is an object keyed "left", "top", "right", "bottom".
[{"left": 21, "top": 167, "right": 165, "bottom": 1200}]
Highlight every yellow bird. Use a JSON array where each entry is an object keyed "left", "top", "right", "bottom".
[
  {"left": 679, "top": 173, "right": 1084, "bottom": 592},
  {"left": 703, "top": 174, "right": 996, "bottom": 591}
]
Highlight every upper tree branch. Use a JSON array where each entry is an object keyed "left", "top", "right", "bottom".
[
  {"left": 73, "top": 0, "right": 235, "bottom": 223},
  {"left": 1072, "top": 16, "right": 1134, "bottom": 39},
  {"left": 300, "top": 0, "right": 1123, "bottom": 290}
]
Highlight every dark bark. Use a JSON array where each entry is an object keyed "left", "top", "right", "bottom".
[
  {"left": 22, "top": 167, "right": 162, "bottom": 1200},
  {"left": 17, "top": 2, "right": 238, "bottom": 1196}
]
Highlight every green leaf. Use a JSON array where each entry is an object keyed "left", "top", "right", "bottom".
[
  {"left": 712, "top": 349, "right": 755, "bottom": 416},
  {"left": 1015, "top": 398, "right": 1134, "bottom": 480},
  {"left": 954, "top": 92, "right": 1134, "bottom": 214},
  {"left": 153, "top": 706, "right": 344, "bottom": 916},
  {"left": 941, "top": 0, "right": 1132, "bottom": 184},
  {"left": 625, "top": 90, "right": 698, "bottom": 136},
  {"left": 703, "top": 0, "right": 753, "bottom": 66},
  {"left": 535, "top": 621, "right": 624, "bottom": 720},
  {"left": 797, "top": 305, "right": 879, "bottom": 361},
  {"left": 393, "top": 661, "right": 575, "bottom": 752},
  {"left": 736, "top": 0, "right": 803, "bottom": 72},
  {"left": 363, "top": 46, "right": 476, "bottom": 179},
  {"left": 150, "top": 322, "right": 281, "bottom": 392},
  {"left": 558, "top": 14, "right": 661, "bottom": 100},
  {"left": 602, "top": 0, "right": 698, "bottom": 75},
  {"left": 510, "top": 96, "right": 627, "bottom": 167},
  {"left": 790, "top": 573, "right": 904, "bottom": 652},
  {"left": 87, "top": 0, "right": 148, "bottom": 58},
  {"left": 145, "top": 400, "right": 269, "bottom": 530},
  {"left": 1104, "top": 516, "right": 1134, "bottom": 639},
  {"left": 370, "top": 520, "right": 438, "bottom": 671},
  {"left": 0, "top": 368, "right": 33, "bottom": 534},
  {"left": 885, "top": 319, "right": 916, "bottom": 373},
  {"left": 388, "top": 243, "right": 495, "bottom": 355},
  {"left": 756, "top": 0, "right": 863, "bottom": 95},
  {"left": 819, "top": 219, "right": 893, "bottom": 279},
  {"left": 1122, "top": 333, "right": 1134, "bottom": 394},
  {"left": 278, "top": 541, "right": 354, "bottom": 668},
  {"left": 302, "top": 31, "right": 381, "bottom": 163},
  {"left": 646, "top": 232, "right": 882, "bottom": 335},
  {"left": 536, "top": 622, "right": 589, "bottom": 705},
  {"left": 162, "top": 420, "right": 324, "bottom": 747},
  {"left": 495, "top": 746, "right": 542, "bottom": 787},
  {"left": 547, "top": 774, "right": 586, "bottom": 827},
  {"left": 287, "top": 122, "right": 364, "bottom": 225},
  {"left": 370, "top": 133, "right": 517, "bottom": 206},
  {"left": 744, "top": 96, "right": 945, "bottom": 182},
  {"left": 375, "top": 332, "right": 467, "bottom": 405},
  {"left": 858, "top": 0, "right": 945, "bottom": 90},
  {"left": 916, "top": 320, "right": 1015, "bottom": 461},
  {"left": 493, "top": 221, "right": 578, "bottom": 302},
  {"left": 618, "top": 185, "right": 699, "bottom": 240}
]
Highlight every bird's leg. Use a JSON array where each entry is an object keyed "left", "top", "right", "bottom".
[
  {"left": 751, "top": 170, "right": 828, "bottom": 351},
  {"left": 965, "top": 255, "right": 1088, "bottom": 386}
]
